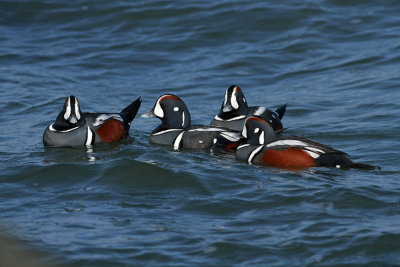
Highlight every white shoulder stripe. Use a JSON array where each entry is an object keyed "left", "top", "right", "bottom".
[
  {"left": 266, "top": 140, "right": 308, "bottom": 147},
  {"left": 173, "top": 131, "right": 184, "bottom": 150},
  {"left": 248, "top": 145, "right": 264, "bottom": 164},
  {"left": 86, "top": 127, "right": 93, "bottom": 146}
]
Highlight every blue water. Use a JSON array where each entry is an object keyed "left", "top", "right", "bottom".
[{"left": 1, "top": 0, "right": 400, "bottom": 266}]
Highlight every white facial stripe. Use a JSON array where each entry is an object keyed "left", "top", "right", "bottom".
[
  {"left": 248, "top": 145, "right": 264, "bottom": 164},
  {"left": 259, "top": 131, "right": 264, "bottom": 145},
  {"left": 242, "top": 125, "right": 247, "bottom": 138},
  {"left": 231, "top": 91, "right": 239, "bottom": 109},
  {"left": 75, "top": 99, "right": 81, "bottom": 120},
  {"left": 86, "top": 127, "right": 93, "bottom": 146},
  {"left": 224, "top": 90, "right": 228, "bottom": 106},
  {"left": 153, "top": 99, "right": 164, "bottom": 118},
  {"left": 64, "top": 98, "right": 71, "bottom": 120},
  {"left": 173, "top": 131, "right": 184, "bottom": 150},
  {"left": 182, "top": 112, "right": 185, "bottom": 127}
]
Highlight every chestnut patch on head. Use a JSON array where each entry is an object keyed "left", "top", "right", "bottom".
[{"left": 160, "top": 95, "right": 181, "bottom": 102}]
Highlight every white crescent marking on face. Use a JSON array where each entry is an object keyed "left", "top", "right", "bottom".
[
  {"left": 231, "top": 91, "right": 239, "bottom": 109},
  {"left": 153, "top": 99, "right": 164, "bottom": 118},
  {"left": 224, "top": 90, "right": 228, "bottom": 107},
  {"left": 248, "top": 145, "right": 264, "bottom": 164},
  {"left": 173, "top": 131, "right": 184, "bottom": 150},
  {"left": 242, "top": 124, "right": 247, "bottom": 138},
  {"left": 86, "top": 126, "right": 93, "bottom": 146},
  {"left": 75, "top": 99, "right": 81, "bottom": 120},
  {"left": 64, "top": 98, "right": 71, "bottom": 120}
]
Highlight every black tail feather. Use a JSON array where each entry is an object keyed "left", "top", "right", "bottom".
[
  {"left": 275, "top": 104, "right": 287, "bottom": 120},
  {"left": 121, "top": 97, "right": 141, "bottom": 124}
]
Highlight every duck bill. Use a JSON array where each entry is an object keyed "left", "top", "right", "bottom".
[
  {"left": 141, "top": 109, "right": 155, "bottom": 118},
  {"left": 68, "top": 114, "right": 78, "bottom": 124},
  {"left": 222, "top": 104, "right": 233, "bottom": 113}
]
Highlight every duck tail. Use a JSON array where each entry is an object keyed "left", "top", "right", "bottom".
[
  {"left": 121, "top": 97, "right": 141, "bottom": 124},
  {"left": 275, "top": 104, "right": 287, "bottom": 120}
]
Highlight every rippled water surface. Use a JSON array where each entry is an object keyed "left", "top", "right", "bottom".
[{"left": 1, "top": 0, "right": 400, "bottom": 266}]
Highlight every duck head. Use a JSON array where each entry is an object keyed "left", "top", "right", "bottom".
[
  {"left": 143, "top": 94, "right": 191, "bottom": 131},
  {"left": 242, "top": 116, "right": 277, "bottom": 145},
  {"left": 52, "top": 95, "right": 84, "bottom": 131},
  {"left": 217, "top": 85, "right": 249, "bottom": 119}
]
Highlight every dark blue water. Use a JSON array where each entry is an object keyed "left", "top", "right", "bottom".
[{"left": 1, "top": 0, "right": 400, "bottom": 266}]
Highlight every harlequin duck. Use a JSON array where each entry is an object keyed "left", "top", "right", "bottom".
[
  {"left": 143, "top": 94, "right": 237, "bottom": 150},
  {"left": 210, "top": 85, "right": 286, "bottom": 132},
  {"left": 43, "top": 95, "right": 141, "bottom": 147},
  {"left": 236, "top": 116, "right": 379, "bottom": 170}
]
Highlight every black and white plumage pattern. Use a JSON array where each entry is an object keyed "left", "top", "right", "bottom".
[
  {"left": 143, "top": 94, "right": 237, "bottom": 150},
  {"left": 210, "top": 85, "right": 286, "bottom": 132},
  {"left": 43, "top": 96, "right": 141, "bottom": 147},
  {"left": 236, "top": 116, "right": 378, "bottom": 169}
]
